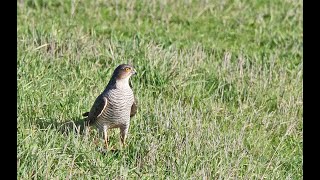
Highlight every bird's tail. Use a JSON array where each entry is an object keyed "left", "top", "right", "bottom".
[{"left": 82, "top": 112, "right": 89, "bottom": 117}]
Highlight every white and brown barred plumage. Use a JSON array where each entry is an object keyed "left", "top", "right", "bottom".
[{"left": 82, "top": 64, "right": 137, "bottom": 149}]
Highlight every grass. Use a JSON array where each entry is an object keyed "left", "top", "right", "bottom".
[{"left": 17, "top": 0, "right": 302, "bottom": 179}]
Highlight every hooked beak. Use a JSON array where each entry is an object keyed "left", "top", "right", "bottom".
[{"left": 132, "top": 68, "right": 137, "bottom": 75}]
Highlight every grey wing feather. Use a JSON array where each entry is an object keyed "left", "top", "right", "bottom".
[
  {"left": 130, "top": 97, "right": 138, "bottom": 117},
  {"left": 82, "top": 112, "right": 89, "bottom": 117},
  {"left": 86, "top": 95, "right": 108, "bottom": 125}
]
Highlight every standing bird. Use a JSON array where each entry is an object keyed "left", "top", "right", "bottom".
[{"left": 82, "top": 64, "right": 137, "bottom": 149}]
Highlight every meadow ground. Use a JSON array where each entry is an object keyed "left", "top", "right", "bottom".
[{"left": 17, "top": 0, "right": 302, "bottom": 179}]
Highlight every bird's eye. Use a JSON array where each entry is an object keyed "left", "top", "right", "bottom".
[{"left": 125, "top": 67, "right": 130, "bottom": 72}]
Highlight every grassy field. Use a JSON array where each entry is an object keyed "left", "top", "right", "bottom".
[{"left": 17, "top": 0, "right": 303, "bottom": 179}]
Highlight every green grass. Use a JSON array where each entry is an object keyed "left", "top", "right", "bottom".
[{"left": 18, "top": 0, "right": 302, "bottom": 179}]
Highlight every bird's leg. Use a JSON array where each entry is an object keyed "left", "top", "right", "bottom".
[
  {"left": 120, "top": 126, "right": 129, "bottom": 149},
  {"left": 103, "top": 126, "right": 108, "bottom": 150}
]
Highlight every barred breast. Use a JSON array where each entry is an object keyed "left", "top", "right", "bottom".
[{"left": 94, "top": 87, "right": 134, "bottom": 131}]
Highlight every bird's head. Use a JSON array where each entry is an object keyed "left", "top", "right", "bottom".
[
  {"left": 113, "top": 64, "right": 137, "bottom": 79},
  {"left": 109, "top": 64, "right": 137, "bottom": 87}
]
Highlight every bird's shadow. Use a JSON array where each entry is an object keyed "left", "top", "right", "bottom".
[
  {"left": 34, "top": 117, "right": 89, "bottom": 136},
  {"left": 34, "top": 117, "right": 122, "bottom": 155}
]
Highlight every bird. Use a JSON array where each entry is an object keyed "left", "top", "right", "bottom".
[{"left": 82, "top": 64, "right": 137, "bottom": 150}]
